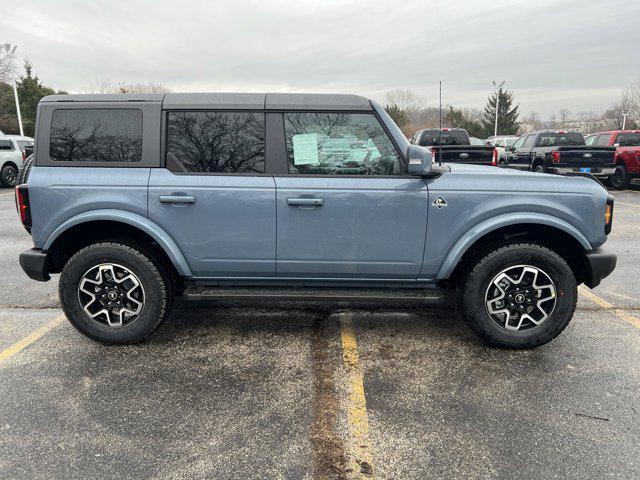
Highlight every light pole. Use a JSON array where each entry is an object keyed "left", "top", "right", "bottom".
[
  {"left": 622, "top": 113, "right": 628, "bottom": 130},
  {"left": 1, "top": 43, "right": 23, "bottom": 136},
  {"left": 494, "top": 87, "right": 500, "bottom": 137}
]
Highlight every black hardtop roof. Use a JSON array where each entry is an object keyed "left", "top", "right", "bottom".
[{"left": 39, "top": 92, "right": 373, "bottom": 111}]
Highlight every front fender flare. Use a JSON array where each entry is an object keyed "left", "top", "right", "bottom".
[
  {"left": 43, "top": 209, "right": 193, "bottom": 277},
  {"left": 435, "top": 212, "right": 591, "bottom": 280}
]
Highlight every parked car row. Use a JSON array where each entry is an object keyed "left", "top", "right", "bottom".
[
  {"left": 0, "top": 134, "right": 34, "bottom": 187},
  {"left": 410, "top": 126, "right": 638, "bottom": 189}
]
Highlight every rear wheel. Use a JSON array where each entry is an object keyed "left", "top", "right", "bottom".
[
  {"left": 0, "top": 164, "right": 18, "bottom": 187},
  {"left": 59, "top": 241, "right": 173, "bottom": 344},
  {"left": 609, "top": 164, "right": 629, "bottom": 189},
  {"left": 458, "top": 242, "right": 577, "bottom": 349},
  {"left": 533, "top": 165, "right": 546, "bottom": 173},
  {"left": 17, "top": 155, "right": 34, "bottom": 185}
]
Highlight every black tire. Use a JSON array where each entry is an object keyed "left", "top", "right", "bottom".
[
  {"left": 0, "top": 163, "right": 18, "bottom": 187},
  {"left": 17, "top": 155, "right": 34, "bottom": 185},
  {"left": 533, "top": 165, "right": 546, "bottom": 173},
  {"left": 608, "top": 164, "right": 629, "bottom": 190},
  {"left": 59, "top": 241, "right": 174, "bottom": 344},
  {"left": 458, "top": 242, "right": 577, "bottom": 349}
]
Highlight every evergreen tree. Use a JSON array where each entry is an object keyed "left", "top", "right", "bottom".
[
  {"left": 385, "top": 104, "right": 408, "bottom": 128},
  {"left": 481, "top": 81, "right": 519, "bottom": 136},
  {"left": 13, "top": 61, "right": 66, "bottom": 136}
]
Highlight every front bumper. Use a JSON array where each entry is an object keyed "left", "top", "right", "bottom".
[
  {"left": 553, "top": 167, "right": 616, "bottom": 177},
  {"left": 583, "top": 249, "right": 616, "bottom": 288},
  {"left": 19, "top": 248, "right": 50, "bottom": 282}
]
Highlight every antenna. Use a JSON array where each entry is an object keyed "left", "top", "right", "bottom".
[{"left": 438, "top": 81, "right": 443, "bottom": 166}]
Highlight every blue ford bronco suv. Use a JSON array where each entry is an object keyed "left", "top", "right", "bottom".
[{"left": 16, "top": 93, "right": 616, "bottom": 348}]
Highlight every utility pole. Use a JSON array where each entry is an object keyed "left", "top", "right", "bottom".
[
  {"left": 1, "top": 44, "right": 23, "bottom": 136},
  {"left": 622, "top": 113, "right": 628, "bottom": 130},
  {"left": 494, "top": 86, "right": 500, "bottom": 137}
]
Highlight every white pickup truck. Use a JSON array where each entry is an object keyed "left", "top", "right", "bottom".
[{"left": 0, "top": 134, "right": 34, "bottom": 186}]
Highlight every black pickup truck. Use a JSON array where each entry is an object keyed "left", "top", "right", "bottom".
[
  {"left": 503, "top": 131, "right": 616, "bottom": 178},
  {"left": 410, "top": 128, "right": 497, "bottom": 166}
]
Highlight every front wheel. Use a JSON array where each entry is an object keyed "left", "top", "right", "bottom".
[
  {"left": 458, "top": 243, "right": 577, "bottom": 349},
  {"left": 59, "top": 242, "right": 173, "bottom": 344}
]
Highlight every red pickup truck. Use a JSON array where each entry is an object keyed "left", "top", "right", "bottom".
[{"left": 586, "top": 130, "right": 640, "bottom": 189}]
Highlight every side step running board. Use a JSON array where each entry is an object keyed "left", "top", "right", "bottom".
[{"left": 183, "top": 286, "right": 445, "bottom": 304}]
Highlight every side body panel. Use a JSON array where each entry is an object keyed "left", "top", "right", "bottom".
[
  {"left": 418, "top": 166, "right": 609, "bottom": 280},
  {"left": 148, "top": 169, "right": 276, "bottom": 277}
]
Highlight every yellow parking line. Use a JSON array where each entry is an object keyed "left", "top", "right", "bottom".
[
  {"left": 617, "top": 201, "right": 640, "bottom": 208},
  {"left": 0, "top": 192, "right": 14, "bottom": 196},
  {"left": 340, "top": 312, "right": 375, "bottom": 478},
  {"left": 579, "top": 286, "right": 640, "bottom": 330},
  {"left": 0, "top": 315, "right": 65, "bottom": 364}
]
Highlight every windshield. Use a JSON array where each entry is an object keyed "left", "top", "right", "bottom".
[
  {"left": 419, "top": 130, "right": 469, "bottom": 146},
  {"left": 505, "top": 138, "right": 517, "bottom": 147}
]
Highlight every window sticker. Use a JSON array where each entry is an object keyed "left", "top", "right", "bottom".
[{"left": 292, "top": 133, "right": 319, "bottom": 165}]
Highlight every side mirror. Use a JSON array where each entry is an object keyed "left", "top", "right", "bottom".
[{"left": 406, "top": 145, "right": 433, "bottom": 176}]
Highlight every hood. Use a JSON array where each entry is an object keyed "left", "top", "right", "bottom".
[{"left": 438, "top": 162, "right": 609, "bottom": 197}]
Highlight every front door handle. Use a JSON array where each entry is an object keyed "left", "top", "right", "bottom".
[
  {"left": 286, "top": 197, "right": 323, "bottom": 207},
  {"left": 159, "top": 195, "right": 197, "bottom": 205}
]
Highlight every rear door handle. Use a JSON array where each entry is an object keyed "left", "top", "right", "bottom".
[
  {"left": 286, "top": 197, "right": 323, "bottom": 207},
  {"left": 159, "top": 195, "right": 197, "bottom": 205}
]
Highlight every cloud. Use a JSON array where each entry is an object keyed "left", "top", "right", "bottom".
[{"left": 1, "top": 0, "right": 638, "bottom": 116}]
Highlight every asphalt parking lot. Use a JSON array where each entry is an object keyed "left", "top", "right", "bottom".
[{"left": 0, "top": 184, "right": 639, "bottom": 480}]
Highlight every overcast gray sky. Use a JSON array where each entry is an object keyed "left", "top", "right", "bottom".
[{"left": 2, "top": 0, "right": 638, "bottom": 117}]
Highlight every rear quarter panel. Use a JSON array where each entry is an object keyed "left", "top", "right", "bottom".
[
  {"left": 27, "top": 167, "right": 150, "bottom": 249},
  {"left": 419, "top": 167, "right": 609, "bottom": 280}
]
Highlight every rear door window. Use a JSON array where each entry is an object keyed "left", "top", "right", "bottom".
[
  {"left": 166, "top": 111, "right": 265, "bottom": 173},
  {"left": 536, "top": 132, "right": 584, "bottom": 147},
  {"left": 50, "top": 109, "right": 142, "bottom": 162},
  {"left": 0, "top": 139, "right": 14, "bottom": 151}
]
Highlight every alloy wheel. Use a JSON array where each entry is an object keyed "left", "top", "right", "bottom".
[
  {"left": 484, "top": 265, "right": 557, "bottom": 331},
  {"left": 78, "top": 263, "right": 145, "bottom": 327}
]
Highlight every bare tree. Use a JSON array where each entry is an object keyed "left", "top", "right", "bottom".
[
  {"left": 0, "top": 44, "right": 17, "bottom": 83},
  {"left": 118, "top": 82, "right": 172, "bottom": 94},
  {"left": 558, "top": 108, "right": 572, "bottom": 124},
  {"left": 385, "top": 90, "right": 426, "bottom": 115},
  {"left": 86, "top": 79, "right": 171, "bottom": 94},
  {"left": 622, "top": 80, "right": 640, "bottom": 123},
  {"left": 86, "top": 79, "right": 118, "bottom": 94}
]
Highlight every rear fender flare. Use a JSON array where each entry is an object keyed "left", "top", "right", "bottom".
[{"left": 43, "top": 209, "right": 193, "bottom": 277}]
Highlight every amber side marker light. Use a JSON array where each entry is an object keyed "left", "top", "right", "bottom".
[{"left": 605, "top": 196, "right": 614, "bottom": 235}]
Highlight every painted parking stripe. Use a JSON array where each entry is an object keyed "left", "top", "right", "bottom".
[
  {"left": 0, "top": 315, "right": 65, "bottom": 364},
  {"left": 0, "top": 192, "right": 14, "bottom": 196},
  {"left": 340, "top": 312, "right": 375, "bottom": 478},
  {"left": 579, "top": 287, "right": 640, "bottom": 330},
  {"left": 616, "top": 201, "right": 640, "bottom": 209}
]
